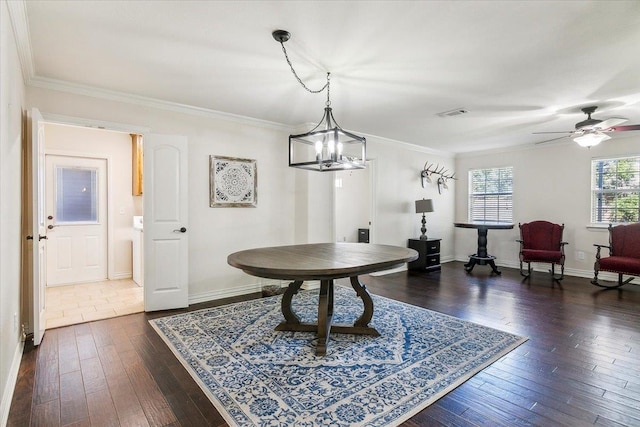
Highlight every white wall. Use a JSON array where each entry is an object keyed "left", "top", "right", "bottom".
[
  {"left": 367, "top": 136, "right": 455, "bottom": 259},
  {"left": 291, "top": 135, "right": 456, "bottom": 259},
  {"left": 454, "top": 135, "right": 640, "bottom": 276},
  {"left": 27, "top": 86, "right": 458, "bottom": 303},
  {"left": 44, "top": 124, "right": 136, "bottom": 279},
  {"left": 27, "top": 87, "right": 297, "bottom": 301},
  {"left": 0, "top": 0, "right": 26, "bottom": 422},
  {"left": 335, "top": 167, "right": 370, "bottom": 243}
]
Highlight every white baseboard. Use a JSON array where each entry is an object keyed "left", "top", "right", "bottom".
[
  {"left": 188, "top": 279, "right": 289, "bottom": 305},
  {"left": 187, "top": 256, "right": 624, "bottom": 308},
  {"left": 454, "top": 257, "right": 621, "bottom": 282},
  {"left": 111, "top": 272, "right": 132, "bottom": 280},
  {"left": 370, "top": 255, "right": 456, "bottom": 277},
  {"left": 1, "top": 340, "right": 24, "bottom": 427}
]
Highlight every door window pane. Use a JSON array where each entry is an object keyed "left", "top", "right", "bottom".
[{"left": 55, "top": 167, "right": 98, "bottom": 222}]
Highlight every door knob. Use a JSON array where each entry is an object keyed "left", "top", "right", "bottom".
[{"left": 173, "top": 227, "right": 187, "bottom": 233}]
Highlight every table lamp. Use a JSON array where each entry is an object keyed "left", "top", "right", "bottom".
[{"left": 415, "top": 199, "right": 434, "bottom": 240}]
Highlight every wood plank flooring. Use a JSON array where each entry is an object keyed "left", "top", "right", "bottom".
[{"left": 8, "top": 261, "right": 640, "bottom": 426}]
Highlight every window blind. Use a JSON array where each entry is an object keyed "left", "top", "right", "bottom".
[
  {"left": 591, "top": 156, "right": 640, "bottom": 223},
  {"left": 469, "top": 167, "right": 513, "bottom": 222}
]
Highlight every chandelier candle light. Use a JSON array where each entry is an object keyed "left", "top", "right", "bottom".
[
  {"left": 273, "top": 29, "right": 366, "bottom": 172},
  {"left": 415, "top": 199, "right": 434, "bottom": 240}
]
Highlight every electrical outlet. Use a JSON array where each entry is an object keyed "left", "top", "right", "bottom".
[{"left": 577, "top": 251, "right": 585, "bottom": 261}]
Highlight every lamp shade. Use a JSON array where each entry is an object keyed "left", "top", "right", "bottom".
[
  {"left": 574, "top": 132, "right": 610, "bottom": 147},
  {"left": 415, "top": 199, "right": 434, "bottom": 214}
]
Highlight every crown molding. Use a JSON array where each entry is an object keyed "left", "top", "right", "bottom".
[
  {"left": 7, "top": 0, "right": 453, "bottom": 155},
  {"left": 29, "top": 76, "right": 289, "bottom": 131},
  {"left": 453, "top": 136, "right": 583, "bottom": 158},
  {"left": 361, "top": 130, "right": 454, "bottom": 158},
  {"left": 6, "top": 0, "right": 35, "bottom": 84}
]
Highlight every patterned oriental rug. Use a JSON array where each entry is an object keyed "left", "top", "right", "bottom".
[{"left": 150, "top": 286, "right": 526, "bottom": 426}]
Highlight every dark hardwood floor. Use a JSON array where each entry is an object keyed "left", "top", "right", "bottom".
[{"left": 8, "top": 262, "right": 640, "bottom": 426}]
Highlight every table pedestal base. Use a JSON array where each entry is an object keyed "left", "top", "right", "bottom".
[
  {"left": 275, "top": 276, "right": 380, "bottom": 356},
  {"left": 464, "top": 255, "right": 501, "bottom": 275}
]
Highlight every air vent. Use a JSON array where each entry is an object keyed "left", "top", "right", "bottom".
[{"left": 437, "top": 108, "right": 469, "bottom": 118}]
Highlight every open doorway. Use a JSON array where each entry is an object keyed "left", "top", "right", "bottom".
[
  {"left": 334, "top": 160, "right": 375, "bottom": 243},
  {"left": 41, "top": 123, "right": 144, "bottom": 328}
]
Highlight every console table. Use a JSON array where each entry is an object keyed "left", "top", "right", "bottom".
[
  {"left": 227, "top": 243, "right": 418, "bottom": 355},
  {"left": 454, "top": 222, "right": 514, "bottom": 274}
]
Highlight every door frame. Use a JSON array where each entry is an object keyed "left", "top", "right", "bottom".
[
  {"left": 27, "top": 112, "right": 154, "bottom": 341},
  {"left": 333, "top": 159, "right": 377, "bottom": 243},
  {"left": 44, "top": 151, "right": 111, "bottom": 283},
  {"left": 40, "top": 112, "right": 150, "bottom": 283}
]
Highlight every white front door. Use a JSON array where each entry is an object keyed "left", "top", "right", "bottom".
[
  {"left": 45, "top": 155, "right": 108, "bottom": 286},
  {"left": 143, "top": 134, "right": 189, "bottom": 311},
  {"left": 31, "top": 108, "right": 46, "bottom": 345}
]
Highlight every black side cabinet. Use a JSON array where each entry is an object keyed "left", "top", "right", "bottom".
[{"left": 408, "top": 238, "right": 441, "bottom": 272}]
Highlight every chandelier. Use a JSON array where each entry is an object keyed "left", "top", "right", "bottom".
[{"left": 273, "top": 30, "right": 366, "bottom": 172}]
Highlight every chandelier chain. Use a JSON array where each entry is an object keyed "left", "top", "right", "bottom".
[{"left": 278, "top": 41, "right": 329, "bottom": 98}]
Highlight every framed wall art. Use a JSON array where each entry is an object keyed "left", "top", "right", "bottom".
[{"left": 209, "top": 155, "right": 257, "bottom": 207}]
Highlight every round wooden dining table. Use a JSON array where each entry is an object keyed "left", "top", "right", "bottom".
[{"left": 228, "top": 242, "right": 418, "bottom": 355}]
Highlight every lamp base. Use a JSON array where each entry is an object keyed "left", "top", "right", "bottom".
[{"left": 419, "top": 213, "right": 427, "bottom": 240}]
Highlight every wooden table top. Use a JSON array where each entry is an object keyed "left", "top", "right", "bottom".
[
  {"left": 454, "top": 221, "right": 514, "bottom": 230},
  {"left": 228, "top": 243, "right": 418, "bottom": 281}
]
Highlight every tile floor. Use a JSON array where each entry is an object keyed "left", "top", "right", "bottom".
[{"left": 44, "top": 278, "right": 144, "bottom": 329}]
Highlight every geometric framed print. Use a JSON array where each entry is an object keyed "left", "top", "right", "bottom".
[{"left": 209, "top": 155, "right": 257, "bottom": 207}]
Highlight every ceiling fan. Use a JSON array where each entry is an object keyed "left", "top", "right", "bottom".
[{"left": 534, "top": 106, "right": 640, "bottom": 147}]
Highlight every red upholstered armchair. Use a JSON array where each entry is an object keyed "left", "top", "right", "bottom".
[
  {"left": 517, "top": 221, "right": 568, "bottom": 281},
  {"left": 592, "top": 223, "right": 640, "bottom": 288}
]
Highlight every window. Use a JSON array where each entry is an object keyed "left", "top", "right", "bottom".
[
  {"left": 591, "top": 156, "right": 640, "bottom": 224},
  {"left": 469, "top": 166, "right": 513, "bottom": 222},
  {"left": 55, "top": 166, "right": 98, "bottom": 223}
]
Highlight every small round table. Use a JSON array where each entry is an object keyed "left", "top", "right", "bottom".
[
  {"left": 228, "top": 243, "right": 418, "bottom": 355},
  {"left": 454, "top": 222, "right": 514, "bottom": 274}
]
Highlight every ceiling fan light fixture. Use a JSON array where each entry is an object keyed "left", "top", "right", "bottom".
[{"left": 573, "top": 132, "right": 610, "bottom": 147}]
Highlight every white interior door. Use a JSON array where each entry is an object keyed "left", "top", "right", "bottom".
[
  {"left": 45, "top": 155, "right": 108, "bottom": 286},
  {"left": 143, "top": 134, "right": 189, "bottom": 311},
  {"left": 31, "top": 108, "right": 46, "bottom": 345}
]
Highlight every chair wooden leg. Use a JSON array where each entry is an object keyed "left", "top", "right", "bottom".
[
  {"left": 550, "top": 263, "right": 564, "bottom": 281},
  {"left": 520, "top": 260, "right": 531, "bottom": 278}
]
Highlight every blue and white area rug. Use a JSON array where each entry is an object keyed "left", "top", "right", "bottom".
[{"left": 150, "top": 286, "right": 526, "bottom": 426}]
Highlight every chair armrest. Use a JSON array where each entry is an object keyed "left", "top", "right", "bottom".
[
  {"left": 593, "top": 244, "right": 611, "bottom": 260},
  {"left": 559, "top": 241, "right": 568, "bottom": 255}
]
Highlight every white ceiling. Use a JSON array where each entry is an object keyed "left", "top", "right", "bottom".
[{"left": 18, "top": 0, "right": 640, "bottom": 153}]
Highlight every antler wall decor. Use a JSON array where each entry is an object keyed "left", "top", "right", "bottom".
[{"left": 421, "top": 162, "right": 457, "bottom": 194}]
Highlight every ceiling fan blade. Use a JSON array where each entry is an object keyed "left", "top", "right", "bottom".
[
  {"left": 532, "top": 131, "right": 574, "bottom": 135},
  {"left": 596, "top": 117, "right": 628, "bottom": 129},
  {"left": 535, "top": 135, "right": 570, "bottom": 145},
  {"left": 610, "top": 124, "right": 640, "bottom": 132}
]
